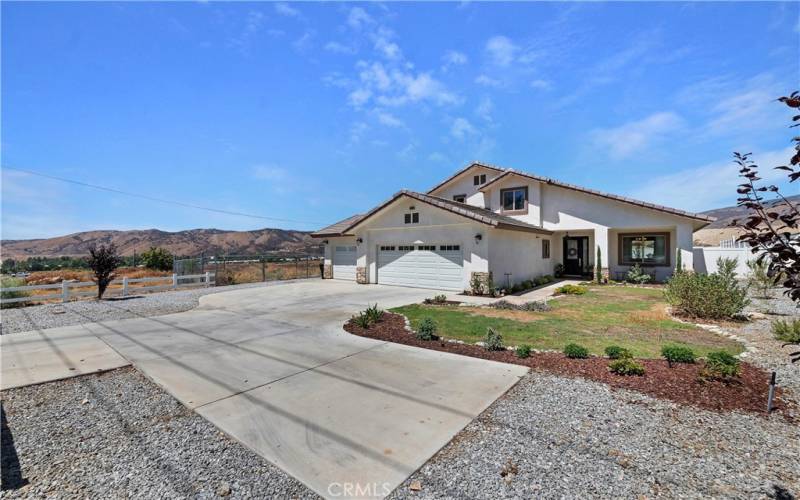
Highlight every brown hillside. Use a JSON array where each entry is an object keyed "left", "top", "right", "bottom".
[
  {"left": 693, "top": 194, "right": 799, "bottom": 246},
  {"left": 1, "top": 228, "right": 321, "bottom": 259}
]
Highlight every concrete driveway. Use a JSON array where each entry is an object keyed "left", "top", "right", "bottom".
[{"left": 1, "top": 280, "right": 527, "bottom": 498}]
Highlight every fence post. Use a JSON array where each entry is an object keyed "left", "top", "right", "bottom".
[
  {"left": 62, "top": 280, "right": 70, "bottom": 303},
  {"left": 262, "top": 259, "right": 266, "bottom": 282},
  {"left": 204, "top": 271, "right": 211, "bottom": 287},
  {"left": 172, "top": 273, "right": 178, "bottom": 290},
  {"left": 122, "top": 276, "right": 129, "bottom": 297}
]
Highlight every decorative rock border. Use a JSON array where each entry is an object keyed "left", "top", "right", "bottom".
[{"left": 666, "top": 307, "right": 757, "bottom": 358}]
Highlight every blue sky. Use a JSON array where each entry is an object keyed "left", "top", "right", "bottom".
[{"left": 2, "top": 1, "right": 798, "bottom": 239}]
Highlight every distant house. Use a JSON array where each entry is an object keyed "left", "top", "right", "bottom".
[{"left": 312, "top": 162, "right": 713, "bottom": 290}]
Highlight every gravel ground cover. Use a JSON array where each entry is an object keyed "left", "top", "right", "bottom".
[
  {"left": 0, "top": 367, "right": 318, "bottom": 499},
  {"left": 0, "top": 279, "right": 314, "bottom": 335},
  {"left": 390, "top": 372, "right": 800, "bottom": 500}
]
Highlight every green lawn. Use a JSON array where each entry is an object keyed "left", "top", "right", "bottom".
[{"left": 390, "top": 286, "right": 743, "bottom": 358}]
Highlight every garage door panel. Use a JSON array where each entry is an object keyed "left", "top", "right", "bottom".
[
  {"left": 377, "top": 245, "right": 463, "bottom": 291},
  {"left": 333, "top": 245, "right": 357, "bottom": 281}
]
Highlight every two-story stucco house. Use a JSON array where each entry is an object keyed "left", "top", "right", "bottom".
[{"left": 312, "top": 162, "right": 713, "bottom": 291}]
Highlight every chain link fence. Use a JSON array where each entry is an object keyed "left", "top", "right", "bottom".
[{"left": 173, "top": 253, "right": 323, "bottom": 286}]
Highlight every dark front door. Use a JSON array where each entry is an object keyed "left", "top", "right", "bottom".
[{"left": 563, "top": 236, "right": 589, "bottom": 276}]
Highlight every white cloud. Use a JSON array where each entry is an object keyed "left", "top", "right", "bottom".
[
  {"left": 704, "top": 86, "right": 780, "bottom": 137},
  {"left": 485, "top": 35, "right": 518, "bottom": 67},
  {"left": 229, "top": 10, "right": 266, "bottom": 54},
  {"left": 375, "top": 110, "right": 404, "bottom": 128},
  {"left": 374, "top": 37, "right": 402, "bottom": 61},
  {"left": 530, "top": 79, "right": 552, "bottom": 90},
  {"left": 347, "top": 7, "right": 373, "bottom": 29},
  {"left": 348, "top": 88, "right": 372, "bottom": 107},
  {"left": 475, "top": 96, "right": 493, "bottom": 122},
  {"left": 591, "top": 111, "right": 685, "bottom": 160},
  {"left": 324, "top": 41, "right": 356, "bottom": 55},
  {"left": 441, "top": 50, "right": 468, "bottom": 71},
  {"left": 274, "top": 2, "right": 300, "bottom": 18},
  {"left": 292, "top": 31, "right": 314, "bottom": 52},
  {"left": 322, "top": 72, "right": 351, "bottom": 88},
  {"left": 475, "top": 74, "right": 502, "bottom": 88},
  {"left": 428, "top": 152, "right": 448, "bottom": 163},
  {"left": 252, "top": 165, "right": 289, "bottom": 181},
  {"left": 349, "top": 121, "right": 369, "bottom": 144},
  {"left": 629, "top": 146, "right": 794, "bottom": 212},
  {"left": 451, "top": 117, "right": 478, "bottom": 140}
]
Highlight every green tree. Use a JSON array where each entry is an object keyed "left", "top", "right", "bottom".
[
  {"left": 675, "top": 248, "right": 683, "bottom": 275},
  {"left": 140, "top": 247, "right": 173, "bottom": 271},
  {"left": 595, "top": 246, "right": 603, "bottom": 283}
]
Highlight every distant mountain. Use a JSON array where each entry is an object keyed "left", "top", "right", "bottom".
[
  {"left": 1, "top": 228, "right": 321, "bottom": 260},
  {"left": 693, "top": 194, "right": 800, "bottom": 246}
]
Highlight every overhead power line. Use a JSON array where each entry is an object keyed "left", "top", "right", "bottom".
[{"left": 3, "top": 166, "right": 326, "bottom": 226}]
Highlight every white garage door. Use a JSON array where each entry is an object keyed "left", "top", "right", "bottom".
[
  {"left": 333, "top": 245, "right": 357, "bottom": 281},
  {"left": 377, "top": 244, "right": 463, "bottom": 291}
]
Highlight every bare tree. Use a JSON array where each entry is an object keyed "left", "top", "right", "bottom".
[{"left": 87, "top": 243, "right": 122, "bottom": 299}]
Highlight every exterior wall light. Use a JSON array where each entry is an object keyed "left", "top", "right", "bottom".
[
  {"left": 356, "top": 237, "right": 363, "bottom": 244},
  {"left": 322, "top": 240, "right": 329, "bottom": 245},
  {"left": 475, "top": 234, "right": 483, "bottom": 244}
]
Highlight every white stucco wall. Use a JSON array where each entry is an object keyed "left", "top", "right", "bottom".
[
  {"left": 484, "top": 177, "right": 543, "bottom": 226},
  {"left": 430, "top": 166, "right": 503, "bottom": 207},
  {"left": 488, "top": 230, "right": 552, "bottom": 288},
  {"left": 693, "top": 247, "right": 755, "bottom": 276},
  {"left": 350, "top": 196, "right": 490, "bottom": 289}
]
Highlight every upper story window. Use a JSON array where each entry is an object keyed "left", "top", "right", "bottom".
[
  {"left": 404, "top": 212, "right": 419, "bottom": 224},
  {"left": 619, "top": 233, "right": 670, "bottom": 267},
  {"left": 473, "top": 174, "right": 486, "bottom": 185},
  {"left": 452, "top": 194, "right": 467, "bottom": 203},
  {"left": 500, "top": 186, "right": 528, "bottom": 212}
]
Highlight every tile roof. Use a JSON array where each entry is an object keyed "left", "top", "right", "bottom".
[
  {"left": 425, "top": 162, "right": 505, "bottom": 195},
  {"left": 472, "top": 162, "right": 715, "bottom": 223},
  {"left": 337, "top": 190, "right": 552, "bottom": 235},
  {"left": 310, "top": 213, "right": 364, "bottom": 237}
]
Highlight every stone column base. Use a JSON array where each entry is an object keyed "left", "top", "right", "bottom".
[
  {"left": 356, "top": 266, "right": 368, "bottom": 284},
  {"left": 470, "top": 271, "right": 494, "bottom": 295},
  {"left": 323, "top": 264, "right": 332, "bottom": 279}
]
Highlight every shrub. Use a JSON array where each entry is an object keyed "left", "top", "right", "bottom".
[
  {"left": 424, "top": 294, "right": 448, "bottom": 305},
  {"left": 702, "top": 351, "right": 741, "bottom": 380},
  {"left": 747, "top": 259, "right": 778, "bottom": 299},
  {"left": 555, "top": 284, "right": 587, "bottom": 295},
  {"left": 416, "top": 317, "right": 439, "bottom": 341},
  {"left": 87, "top": 243, "right": 122, "bottom": 299},
  {"left": 626, "top": 264, "right": 651, "bottom": 284},
  {"left": 664, "top": 271, "right": 749, "bottom": 319},
  {"left": 484, "top": 327, "right": 504, "bottom": 351},
  {"left": 608, "top": 358, "right": 645, "bottom": 376},
  {"left": 772, "top": 319, "right": 800, "bottom": 343},
  {"left": 542, "top": 274, "right": 554, "bottom": 283},
  {"left": 139, "top": 246, "right": 173, "bottom": 271},
  {"left": 604, "top": 345, "right": 632, "bottom": 360},
  {"left": 351, "top": 312, "right": 372, "bottom": 329},
  {"left": 0, "top": 277, "right": 29, "bottom": 309},
  {"left": 522, "top": 280, "right": 534, "bottom": 290},
  {"left": 554, "top": 263, "right": 564, "bottom": 278},
  {"left": 661, "top": 345, "right": 696, "bottom": 366},
  {"left": 364, "top": 303, "right": 384, "bottom": 324},
  {"left": 518, "top": 301, "right": 551, "bottom": 312},
  {"left": 515, "top": 344, "right": 532, "bottom": 358},
  {"left": 564, "top": 343, "right": 589, "bottom": 359},
  {"left": 595, "top": 246, "right": 603, "bottom": 284}
]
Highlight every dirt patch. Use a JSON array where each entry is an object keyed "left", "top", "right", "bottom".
[
  {"left": 462, "top": 307, "right": 548, "bottom": 322},
  {"left": 344, "top": 313, "right": 797, "bottom": 420}
]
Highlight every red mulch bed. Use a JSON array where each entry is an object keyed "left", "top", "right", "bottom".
[{"left": 345, "top": 313, "right": 797, "bottom": 420}]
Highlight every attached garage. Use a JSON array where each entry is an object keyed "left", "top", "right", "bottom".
[
  {"left": 377, "top": 244, "right": 463, "bottom": 291},
  {"left": 332, "top": 245, "right": 357, "bottom": 281}
]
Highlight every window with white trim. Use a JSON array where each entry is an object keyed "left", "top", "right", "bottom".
[
  {"left": 473, "top": 174, "right": 487, "bottom": 185},
  {"left": 453, "top": 194, "right": 466, "bottom": 203},
  {"left": 403, "top": 212, "right": 419, "bottom": 224},
  {"left": 398, "top": 245, "right": 414, "bottom": 251},
  {"left": 379, "top": 246, "right": 396, "bottom": 251}
]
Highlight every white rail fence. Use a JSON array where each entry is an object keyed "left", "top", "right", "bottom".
[
  {"left": 719, "top": 238, "right": 748, "bottom": 249},
  {"left": 0, "top": 272, "right": 215, "bottom": 306}
]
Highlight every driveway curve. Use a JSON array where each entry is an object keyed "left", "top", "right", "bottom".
[{"left": 2, "top": 280, "right": 527, "bottom": 499}]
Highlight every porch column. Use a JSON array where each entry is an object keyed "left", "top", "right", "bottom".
[
  {"left": 675, "top": 224, "right": 694, "bottom": 273},
  {"left": 594, "top": 226, "right": 610, "bottom": 281}
]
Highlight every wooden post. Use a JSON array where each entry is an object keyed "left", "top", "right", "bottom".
[
  {"left": 204, "top": 271, "right": 211, "bottom": 287},
  {"left": 262, "top": 259, "right": 266, "bottom": 282}
]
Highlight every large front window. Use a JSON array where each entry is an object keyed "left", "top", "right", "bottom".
[
  {"left": 619, "top": 233, "right": 669, "bottom": 266},
  {"left": 500, "top": 187, "right": 527, "bottom": 212}
]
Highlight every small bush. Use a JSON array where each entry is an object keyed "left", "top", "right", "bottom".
[
  {"left": 772, "top": 318, "right": 800, "bottom": 343},
  {"left": 416, "top": 317, "right": 439, "bottom": 341},
  {"left": 364, "top": 303, "right": 384, "bottom": 324},
  {"left": 0, "top": 277, "right": 29, "bottom": 309},
  {"left": 542, "top": 274, "right": 554, "bottom": 283},
  {"left": 484, "top": 327, "right": 504, "bottom": 351},
  {"left": 515, "top": 344, "right": 532, "bottom": 358},
  {"left": 555, "top": 284, "right": 587, "bottom": 295},
  {"left": 564, "top": 343, "right": 589, "bottom": 359},
  {"left": 664, "top": 271, "right": 749, "bottom": 319},
  {"left": 351, "top": 312, "right": 372, "bottom": 329},
  {"left": 660, "top": 345, "right": 696, "bottom": 366},
  {"left": 608, "top": 358, "right": 645, "bottom": 376},
  {"left": 626, "top": 264, "right": 651, "bottom": 284},
  {"left": 424, "top": 294, "right": 448, "bottom": 305},
  {"left": 604, "top": 345, "right": 632, "bottom": 360},
  {"left": 702, "top": 351, "right": 741, "bottom": 380}
]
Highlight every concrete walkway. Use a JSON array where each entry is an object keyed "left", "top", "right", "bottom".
[
  {"left": 1, "top": 280, "right": 527, "bottom": 499},
  {"left": 447, "top": 278, "right": 585, "bottom": 306}
]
